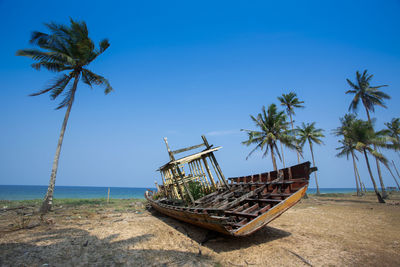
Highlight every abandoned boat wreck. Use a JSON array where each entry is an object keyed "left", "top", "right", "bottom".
[{"left": 145, "top": 135, "right": 317, "bottom": 236}]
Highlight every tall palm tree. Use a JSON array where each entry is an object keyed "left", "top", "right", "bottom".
[
  {"left": 346, "top": 120, "right": 395, "bottom": 203},
  {"left": 346, "top": 70, "right": 390, "bottom": 198},
  {"left": 385, "top": 118, "right": 400, "bottom": 151},
  {"left": 242, "top": 104, "right": 296, "bottom": 171},
  {"left": 333, "top": 114, "right": 364, "bottom": 196},
  {"left": 278, "top": 92, "right": 304, "bottom": 163},
  {"left": 17, "top": 19, "right": 113, "bottom": 213},
  {"left": 336, "top": 139, "right": 363, "bottom": 196},
  {"left": 297, "top": 122, "right": 325, "bottom": 195}
]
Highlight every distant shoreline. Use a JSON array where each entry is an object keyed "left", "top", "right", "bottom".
[{"left": 0, "top": 185, "right": 382, "bottom": 201}]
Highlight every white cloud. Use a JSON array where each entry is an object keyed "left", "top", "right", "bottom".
[{"left": 206, "top": 130, "right": 239, "bottom": 136}]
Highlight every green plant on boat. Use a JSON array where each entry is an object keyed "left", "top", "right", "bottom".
[{"left": 187, "top": 181, "right": 206, "bottom": 201}]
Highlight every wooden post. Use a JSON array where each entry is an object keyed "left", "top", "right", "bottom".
[
  {"left": 107, "top": 187, "right": 110, "bottom": 203},
  {"left": 169, "top": 168, "right": 184, "bottom": 200},
  {"left": 202, "top": 156, "right": 217, "bottom": 189},
  {"left": 197, "top": 159, "right": 211, "bottom": 189},
  {"left": 201, "top": 135, "right": 230, "bottom": 190},
  {"left": 175, "top": 165, "right": 195, "bottom": 204},
  {"left": 163, "top": 137, "right": 175, "bottom": 161}
]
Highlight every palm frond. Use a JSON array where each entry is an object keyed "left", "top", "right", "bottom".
[{"left": 29, "top": 74, "right": 72, "bottom": 97}]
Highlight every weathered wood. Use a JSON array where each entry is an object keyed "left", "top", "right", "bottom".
[
  {"left": 172, "top": 143, "right": 205, "bottom": 155},
  {"left": 225, "top": 211, "right": 258, "bottom": 218},
  {"left": 202, "top": 135, "right": 230, "bottom": 190},
  {"left": 163, "top": 137, "right": 175, "bottom": 161},
  {"left": 202, "top": 156, "right": 217, "bottom": 189},
  {"left": 175, "top": 165, "right": 195, "bottom": 204}
]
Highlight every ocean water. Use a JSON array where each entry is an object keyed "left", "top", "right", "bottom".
[
  {"left": 0, "top": 185, "right": 368, "bottom": 201},
  {"left": 0, "top": 185, "right": 152, "bottom": 200}
]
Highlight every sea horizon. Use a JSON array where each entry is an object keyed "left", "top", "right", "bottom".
[{"left": 0, "top": 184, "right": 372, "bottom": 201}]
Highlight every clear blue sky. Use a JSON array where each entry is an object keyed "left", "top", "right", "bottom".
[{"left": 1, "top": 0, "right": 399, "bottom": 188}]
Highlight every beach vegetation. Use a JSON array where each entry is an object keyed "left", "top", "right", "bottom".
[
  {"left": 346, "top": 70, "right": 390, "bottom": 198},
  {"left": 16, "top": 19, "right": 113, "bottom": 213},
  {"left": 241, "top": 104, "right": 297, "bottom": 171},
  {"left": 278, "top": 92, "right": 305, "bottom": 164},
  {"left": 296, "top": 122, "right": 325, "bottom": 195}
]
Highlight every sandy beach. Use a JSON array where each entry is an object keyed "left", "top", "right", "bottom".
[{"left": 1, "top": 193, "right": 399, "bottom": 267}]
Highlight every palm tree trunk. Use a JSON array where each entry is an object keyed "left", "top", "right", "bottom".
[
  {"left": 365, "top": 106, "right": 388, "bottom": 198},
  {"left": 354, "top": 162, "right": 364, "bottom": 195},
  {"left": 280, "top": 141, "right": 285, "bottom": 168},
  {"left": 309, "top": 141, "right": 320, "bottom": 195},
  {"left": 351, "top": 150, "right": 360, "bottom": 196},
  {"left": 289, "top": 113, "right": 300, "bottom": 163},
  {"left": 270, "top": 144, "right": 278, "bottom": 171},
  {"left": 40, "top": 75, "right": 79, "bottom": 213},
  {"left": 385, "top": 165, "right": 400, "bottom": 190},
  {"left": 363, "top": 149, "right": 385, "bottom": 203},
  {"left": 392, "top": 160, "right": 400, "bottom": 182}
]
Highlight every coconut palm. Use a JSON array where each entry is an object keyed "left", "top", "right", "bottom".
[
  {"left": 16, "top": 19, "right": 113, "bottom": 213},
  {"left": 333, "top": 114, "right": 364, "bottom": 196},
  {"left": 242, "top": 104, "right": 296, "bottom": 171},
  {"left": 346, "top": 70, "right": 390, "bottom": 198},
  {"left": 278, "top": 92, "right": 304, "bottom": 163},
  {"left": 384, "top": 118, "right": 400, "bottom": 150},
  {"left": 336, "top": 139, "right": 363, "bottom": 196},
  {"left": 346, "top": 119, "right": 395, "bottom": 203},
  {"left": 297, "top": 122, "right": 324, "bottom": 195}
]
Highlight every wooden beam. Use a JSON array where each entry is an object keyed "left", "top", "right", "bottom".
[
  {"left": 163, "top": 137, "right": 175, "bottom": 161},
  {"left": 172, "top": 143, "right": 205, "bottom": 155},
  {"left": 202, "top": 135, "right": 231, "bottom": 190},
  {"left": 175, "top": 165, "right": 195, "bottom": 204},
  {"left": 202, "top": 156, "right": 217, "bottom": 189}
]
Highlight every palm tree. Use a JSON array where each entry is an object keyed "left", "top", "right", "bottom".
[
  {"left": 242, "top": 104, "right": 296, "bottom": 171},
  {"left": 336, "top": 139, "right": 363, "bottom": 196},
  {"left": 16, "top": 19, "right": 113, "bottom": 213},
  {"left": 385, "top": 118, "right": 400, "bottom": 150},
  {"left": 278, "top": 92, "right": 304, "bottom": 163},
  {"left": 333, "top": 114, "right": 364, "bottom": 196},
  {"left": 346, "top": 70, "right": 390, "bottom": 198},
  {"left": 346, "top": 120, "right": 395, "bottom": 203},
  {"left": 297, "top": 122, "right": 324, "bottom": 195}
]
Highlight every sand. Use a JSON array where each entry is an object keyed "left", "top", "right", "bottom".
[{"left": 1, "top": 193, "right": 399, "bottom": 266}]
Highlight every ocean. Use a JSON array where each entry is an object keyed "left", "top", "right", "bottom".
[{"left": 0, "top": 185, "right": 366, "bottom": 201}]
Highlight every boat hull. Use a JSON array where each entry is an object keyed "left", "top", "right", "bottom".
[{"left": 146, "top": 162, "right": 314, "bottom": 236}]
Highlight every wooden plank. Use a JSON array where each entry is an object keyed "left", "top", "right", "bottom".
[
  {"left": 202, "top": 156, "right": 217, "bottom": 189},
  {"left": 258, "top": 204, "right": 272, "bottom": 214},
  {"left": 217, "top": 185, "right": 266, "bottom": 210},
  {"left": 172, "top": 143, "right": 205, "bottom": 155},
  {"left": 202, "top": 135, "right": 231, "bottom": 190},
  {"left": 242, "top": 203, "right": 259, "bottom": 214},
  {"left": 224, "top": 211, "right": 258, "bottom": 218},
  {"left": 245, "top": 198, "right": 282, "bottom": 203},
  {"left": 172, "top": 147, "right": 222, "bottom": 165}
]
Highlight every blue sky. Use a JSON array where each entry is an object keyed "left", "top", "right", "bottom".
[{"left": 1, "top": 0, "right": 399, "bottom": 189}]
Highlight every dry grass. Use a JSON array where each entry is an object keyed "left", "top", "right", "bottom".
[{"left": 0, "top": 192, "right": 399, "bottom": 266}]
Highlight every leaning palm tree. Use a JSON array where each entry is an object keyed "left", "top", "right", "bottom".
[
  {"left": 333, "top": 114, "right": 364, "bottom": 196},
  {"left": 336, "top": 139, "right": 363, "bottom": 196},
  {"left": 278, "top": 92, "right": 304, "bottom": 163},
  {"left": 346, "top": 120, "right": 395, "bottom": 203},
  {"left": 242, "top": 104, "right": 296, "bottom": 171},
  {"left": 17, "top": 19, "right": 113, "bottom": 213},
  {"left": 384, "top": 118, "right": 400, "bottom": 151},
  {"left": 346, "top": 70, "right": 390, "bottom": 198},
  {"left": 297, "top": 122, "right": 325, "bottom": 195}
]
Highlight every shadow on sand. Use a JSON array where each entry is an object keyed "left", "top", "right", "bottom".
[
  {"left": 0, "top": 226, "right": 213, "bottom": 266},
  {"left": 149, "top": 209, "right": 291, "bottom": 253}
]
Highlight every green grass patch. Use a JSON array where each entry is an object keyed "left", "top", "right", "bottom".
[{"left": 0, "top": 198, "right": 146, "bottom": 209}]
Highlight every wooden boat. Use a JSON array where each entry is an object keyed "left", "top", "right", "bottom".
[{"left": 145, "top": 135, "right": 317, "bottom": 236}]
